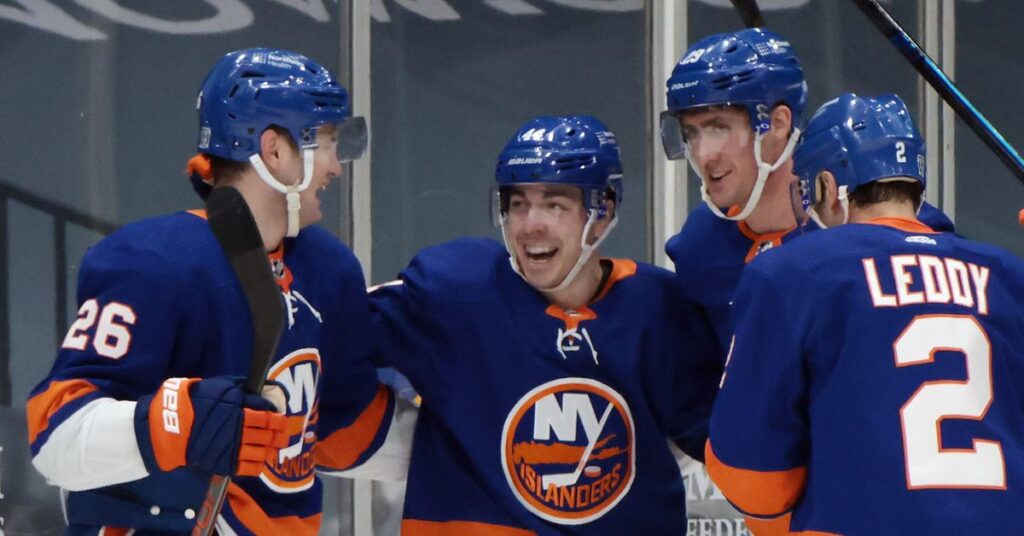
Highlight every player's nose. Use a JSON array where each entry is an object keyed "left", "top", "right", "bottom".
[{"left": 327, "top": 158, "right": 343, "bottom": 179}]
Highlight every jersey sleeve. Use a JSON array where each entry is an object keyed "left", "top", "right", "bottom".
[
  {"left": 646, "top": 281, "right": 723, "bottom": 463},
  {"left": 917, "top": 201, "right": 955, "bottom": 233},
  {"left": 705, "top": 260, "right": 809, "bottom": 519},
  {"left": 367, "top": 256, "right": 452, "bottom": 403},
  {"left": 27, "top": 241, "right": 183, "bottom": 489},
  {"left": 314, "top": 248, "right": 405, "bottom": 475}
]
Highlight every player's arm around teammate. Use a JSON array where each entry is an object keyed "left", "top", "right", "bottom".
[{"left": 365, "top": 115, "right": 722, "bottom": 535}]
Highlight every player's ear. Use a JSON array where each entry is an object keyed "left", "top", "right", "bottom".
[
  {"left": 769, "top": 105, "right": 793, "bottom": 137},
  {"left": 259, "top": 128, "right": 283, "bottom": 169},
  {"left": 817, "top": 171, "right": 840, "bottom": 209}
]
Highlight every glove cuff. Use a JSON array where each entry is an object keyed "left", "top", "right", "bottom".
[{"left": 134, "top": 378, "right": 200, "bottom": 472}]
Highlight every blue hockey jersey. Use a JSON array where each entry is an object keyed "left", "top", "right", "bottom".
[
  {"left": 666, "top": 204, "right": 811, "bottom": 354},
  {"left": 27, "top": 211, "right": 391, "bottom": 535},
  {"left": 707, "top": 217, "right": 1024, "bottom": 535},
  {"left": 369, "top": 238, "right": 722, "bottom": 535},
  {"left": 667, "top": 202, "right": 954, "bottom": 355}
]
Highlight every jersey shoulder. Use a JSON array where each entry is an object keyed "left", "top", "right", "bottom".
[
  {"left": 82, "top": 212, "right": 215, "bottom": 281},
  {"left": 666, "top": 204, "right": 746, "bottom": 270},
  {"left": 917, "top": 201, "right": 956, "bottom": 233},
  {"left": 666, "top": 204, "right": 727, "bottom": 260},
  {"left": 289, "top": 224, "right": 364, "bottom": 280},
  {"left": 402, "top": 237, "right": 509, "bottom": 301}
]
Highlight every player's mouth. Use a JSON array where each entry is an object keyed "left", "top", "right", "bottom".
[
  {"left": 707, "top": 170, "right": 730, "bottom": 182},
  {"left": 523, "top": 245, "right": 558, "bottom": 263}
]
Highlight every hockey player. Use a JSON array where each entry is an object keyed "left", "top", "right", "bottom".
[
  {"left": 707, "top": 93, "right": 1024, "bottom": 534},
  {"left": 368, "top": 115, "right": 722, "bottom": 534},
  {"left": 27, "top": 48, "right": 394, "bottom": 535},
  {"left": 660, "top": 28, "right": 954, "bottom": 354}
]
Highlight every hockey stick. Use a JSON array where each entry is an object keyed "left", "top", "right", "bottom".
[
  {"left": 729, "top": 0, "right": 765, "bottom": 28},
  {"left": 850, "top": 0, "right": 1024, "bottom": 184},
  {"left": 541, "top": 403, "right": 613, "bottom": 489},
  {"left": 192, "top": 186, "right": 286, "bottom": 536}
]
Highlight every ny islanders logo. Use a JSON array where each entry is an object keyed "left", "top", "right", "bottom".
[
  {"left": 261, "top": 348, "right": 321, "bottom": 493},
  {"left": 501, "top": 378, "right": 635, "bottom": 525}
]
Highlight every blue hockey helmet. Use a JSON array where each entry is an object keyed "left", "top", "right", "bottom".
[
  {"left": 493, "top": 115, "right": 624, "bottom": 292},
  {"left": 494, "top": 115, "right": 623, "bottom": 221},
  {"left": 195, "top": 48, "right": 368, "bottom": 237},
  {"left": 792, "top": 92, "right": 926, "bottom": 225},
  {"left": 661, "top": 28, "right": 807, "bottom": 160},
  {"left": 196, "top": 48, "right": 367, "bottom": 163}
]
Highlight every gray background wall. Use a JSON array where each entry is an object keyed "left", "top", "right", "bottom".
[{"left": 1, "top": 1, "right": 1022, "bottom": 535}]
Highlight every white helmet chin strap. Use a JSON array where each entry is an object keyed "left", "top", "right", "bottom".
[
  {"left": 501, "top": 209, "right": 619, "bottom": 294},
  {"left": 694, "top": 127, "right": 802, "bottom": 221},
  {"left": 248, "top": 148, "right": 315, "bottom": 238}
]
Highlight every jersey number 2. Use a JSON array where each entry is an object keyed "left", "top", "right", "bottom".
[
  {"left": 895, "top": 314, "right": 1005, "bottom": 489},
  {"left": 61, "top": 299, "right": 136, "bottom": 359}
]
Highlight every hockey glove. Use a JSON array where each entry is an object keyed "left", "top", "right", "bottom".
[{"left": 134, "top": 376, "right": 289, "bottom": 477}]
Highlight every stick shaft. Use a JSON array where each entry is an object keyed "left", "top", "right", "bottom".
[{"left": 851, "top": 0, "right": 1024, "bottom": 183}]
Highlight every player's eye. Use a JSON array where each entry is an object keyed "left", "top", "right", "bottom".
[{"left": 548, "top": 200, "right": 569, "bottom": 213}]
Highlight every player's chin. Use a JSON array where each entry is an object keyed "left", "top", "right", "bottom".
[{"left": 523, "top": 266, "right": 568, "bottom": 290}]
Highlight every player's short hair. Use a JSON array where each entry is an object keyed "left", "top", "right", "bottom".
[
  {"left": 848, "top": 180, "right": 924, "bottom": 211},
  {"left": 208, "top": 125, "right": 298, "bottom": 183}
]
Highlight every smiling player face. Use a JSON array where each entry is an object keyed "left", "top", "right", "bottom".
[
  {"left": 503, "top": 184, "right": 590, "bottom": 291},
  {"left": 680, "top": 107, "right": 757, "bottom": 210}
]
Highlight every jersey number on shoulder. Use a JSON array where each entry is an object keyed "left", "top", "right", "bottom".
[
  {"left": 895, "top": 314, "right": 1005, "bottom": 489},
  {"left": 61, "top": 299, "right": 137, "bottom": 359}
]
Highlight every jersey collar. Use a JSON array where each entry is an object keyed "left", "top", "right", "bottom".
[{"left": 862, "top": 217, "right": 936, "bottom": 234}]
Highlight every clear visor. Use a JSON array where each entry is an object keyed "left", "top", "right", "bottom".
[
  {"left": 660, "top": 111, "right": 749, "bottom": 167},
  {"left": 489, "top": 183, "right": 604, "bottom": 227},
  {"left": 659, "top": 111, "right": 687, "bottom": 160},
  {"left": 302, "top": 116, "right": 368, "bottom": 163},
  {"left": 336, "top": 116, "right": 369, "bottom": 163},
  {"left": 489, "top": 185, "right": 504, "bottom": 227}
]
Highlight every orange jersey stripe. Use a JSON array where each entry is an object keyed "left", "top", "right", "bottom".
[
  {"left": 705, "top": 440, "right": 806, "bottom": 517},
  {"left": 737, "top": 221, "right": 795, "bottom": 264},
  {"left": 401, "top": 519, "right": 536, "bottom": 536},
  {"left": 314, "top": 385, "right": 390, "bottom": 470},
  {"left": 227, "top": 482, "right": 321, "bottom": 535},
  {"left": 743, "top": 514, "right": 792, "bottom": 536},
  {"left": 863, "top": 216, "right": 936, "bottom": 234},
  {"left": 26, "top": 379, "right": 99, "bottom": 444},
  {"left": 591, "top": 258, "right": 638, "bottom": 302}
]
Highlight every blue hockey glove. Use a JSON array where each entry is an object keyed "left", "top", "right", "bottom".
[{"left": 134, "top": 376, "right": 288, "bottom": 477}]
